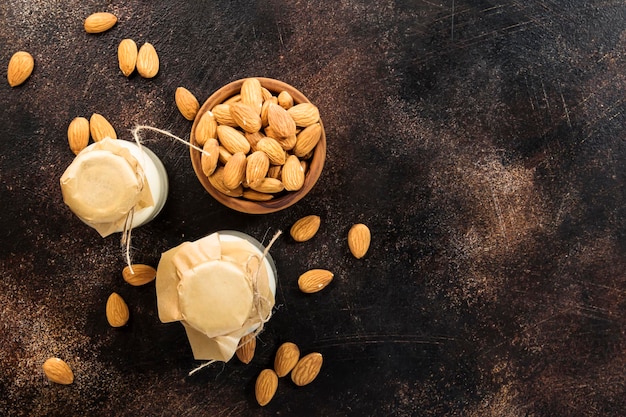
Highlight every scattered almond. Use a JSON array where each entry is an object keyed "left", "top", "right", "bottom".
[
  {"left": 117, "top": 38, "right": 137, "bottom": 77},
  {"left": 122, "top": 264, "right": 156, "bottom": 286},
  {"left": 348, "top": 223, "right": 371, "bottom": 259},
  {"left": 236, "top": 333, "right": 256, "bottom": 364},
  {"left": 106, "top": 292, "right": 129, "bottom": 327},
  {"left": 175, "top": 87, "right": 199, "bottom": 121},
  {"left": 282, "top": 154, "right": 305, "bottom": 191},
  {"left": 274, "top": 342, "right": 300, "bottom": 377},
  {"left": 42, "top": 357, "right": 74, "bottom": 385},
  {"left": 89, "top": 113, "right": 116, "bottom": 141},
  {"left": 290, "top": 215, "right": 321, "bottom": 242},
  {"left": 291, "top": 352, "right": 323, "bottom": 386},
  {"left": 255, "top": 369, "right": 279, "bottom": 406},
  {"left": 298, "top": 269, "right": 334, "bottom": 294},
  {"left": 67, "top": 117, "right": 90, "bottom": 155},
  {"left": 136, "top": 42, "right": 159, "bottom": 79},
  {"left": 84, "top": 12, "right": 117, "bottom": 34},
  {"left": 7, "top": 51, "right": 34, "bottom": 87}
]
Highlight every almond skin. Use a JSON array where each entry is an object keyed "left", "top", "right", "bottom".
[
  {"left": 274, "top": 342, "right": 300, "bottom": 377},
  {"left": 117, "top": 38, "right": 137, "bottom": 77},
  {"left": 290, "top": 215, "right": 321, "bottom": 242},
  {"left": 122, "top": 264, "right": 156, "bottom": 286},
  {"left": 230, "top": 102, "right": 262, "bottom": 133},
  {"left": 255, "top": 369, "right": 279, "bottom": 406},
  {"left": 267, "top": 103, "right": 296, "bottom": 138},
  {"left": 175, "top": 87, "right": 199, "bottom": 121},
  {"left": 256, "top": 137, "right": 286, "bottom": 165},
  {"left": 291, "top": 352, "right": 323, "bottom": 386},
  {"left": 217, "top": 125, "right": 250, "bottom": 154},
  {"left": 106, "top": 292, "right": 129, "bottom": 327},
  {"left": 7, "top": 51, "right": 34, "bottom": 87},
  {"left": 201, "top": 138, "right": 219, "bottom": 177},
  {"left": 235, "top": 333, "right": 256, "bottom": 364},
  {"left": 240, "top": 78, "right": 263, "bottom": 115},
  {"left": 298, "top": 269, "right": 334, "bottom": 294},
  {"left": 89, "top": 113, "right": 117, "bottom": 141},
  {"left": 195, "top": 111, "right": 218, "bottom": 147},
  {"left": 246, "top": 151, "right": 270, "bottom": 185},
  {"left": 84, "top": 12, "right": 117, "bottom": 34},
  {"left": 136, "top": 43, "right": 159, "bottom": 78},
  {"left": 287, "top": 103, "right": 320, "bottom": 127},
  {"left": 222, "top": 152, "right": 247, "bottom": 190},
  {"left": 293, "top": 123, "right": 322, "bottom": 158},
  {"left": 348, "top": 223, "right": 371, "bottom": 259},
  {"left": 42, "top": 358, "right": 74, "bottom": 385},
  {"left": 282, "top": 154, "right": 305, "bottom": 191},
  {"left": 67, "top": 117, "right": 90, "bottom": 155}
]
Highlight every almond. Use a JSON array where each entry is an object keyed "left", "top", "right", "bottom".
[
  {"left": 290, "top": 215, "right": 321, "bottom": 242},
  {"left": 242, "top": 189, "right": 274, "bottom": 201},
  {"left": 217, "top": 125, "right": 250, "bottom": 154},
  {"left": 67, "top": 117, "right": 90, "bottom": 155},
  {"left": 42, "top": 358, "right": 74, "bottom": 385},
  {"left": 209, "top": 167, "right": 243, "bottom": 197},
  {"left": 249, "top": 177, "right": 284, "bottom": 194},
  {"left": 117, "top": 38, "right": 137, "bottom": 77},
  {"left": 218, "top": 146, "right": 232, "bottom": 164},
  {"left": 293, "top": 123, "right": 322, "bottom": 157},
  {"left": 274, "top": 342, "right": 300, "bottom": 377},
  {"left": 224, "top": 94, "right": 241, "bottom": 105},
  {"left": 122, "top": 264, "right": 156, "bottom": 286},
  {"left": 89, "top": 113, "right": 116, "bottom": 141},
  {"left": 175, "top": 87, "right": 199, "bottom": 121},
  {"left": 267, "top": 165, "right": 282, "bottom": 179},
  {"left": 287, "top": 103, "right": 320, "bottom": 127},
  {"left": 84, "top": 12, "right": 117, "bottom": 34},
  {"left": 230, "top": 102, "right": 262, "bottom": 133},
  {"left": 277, "top": 134, "right": 297, "bottom": 151},
  {"left": 298, "top": 269, "right": 333, "bottom": 294},
  {"left": 255, "top": 369, "right": 278, "bottom": 406},
  {"left": 245, "top": 131, "right": 264, "bottom": 152},
  {"left": 195, "top": 111, "right": 218, "bottom": 146},
  {"left": 277, "top": 91, "right": 294, "bottom": 109},
  {"left": 212, "top": 104, "right": 238, "bottom": 126},
  {"left": 201, "top": 138, "right": 219, "bottom": 177},
  {"left": 222, "top": 152, "right": 247, "bottom": 190},
  {"left": 267, "top": 103, "right": 296, "bottom": 138},
  {"left": 348, "top": 223, "right": 371, "bottom": 259},
  {"left": 246, "top": 151, "right": 270, "bottom": 185},
  {"left": 136, "top": 42, "right": 159, "bottom": 79},
  {"left": 7, "top": 51, "right": 34, "bottom": 87},
  {"left": 256, "top": 137, "right": 286, "bottom": 165},
  {"left": 236, "top": 333, "right": 256, "bottom": 364},
  {"left": 260, "top": 96, "right": 278, "bottom": 127},
  {"left": 106, "top": 292, "right": 129, "bottom": 327},
  {"left": 282, "top": 155, "right": 305, "bottom": 191},
  {"left": 291, "top": 352, "right": 323, "bottom": 386},
  {"left": 261, "top": 87, "right": 273, "bottom": 101},
  {"left": 240, "top": 78, "right": 263, "bottom": 115}
]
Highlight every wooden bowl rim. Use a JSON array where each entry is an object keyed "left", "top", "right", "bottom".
[{"left": 190, "top": 77, "right": 326, "bottom": 214}]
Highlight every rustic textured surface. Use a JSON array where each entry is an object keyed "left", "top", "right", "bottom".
[{"left": 1, "top": 1, "right": 626, "bottom": 416}]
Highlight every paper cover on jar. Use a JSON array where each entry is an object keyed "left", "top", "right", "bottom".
[
  {"left": 155, "top": 232, "right": 275, "bottom": 362},
  {"left": 59, "top": 137, "right": 154, "bottom": 237}
]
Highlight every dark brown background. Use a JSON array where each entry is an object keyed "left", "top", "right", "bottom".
[{"left": 1, "top": 1, "right": 626, "bottom": 416}]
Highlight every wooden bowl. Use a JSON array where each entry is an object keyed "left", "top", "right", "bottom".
[{"left": 190, "top": 78, "right": 326, "bottom": 214}]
